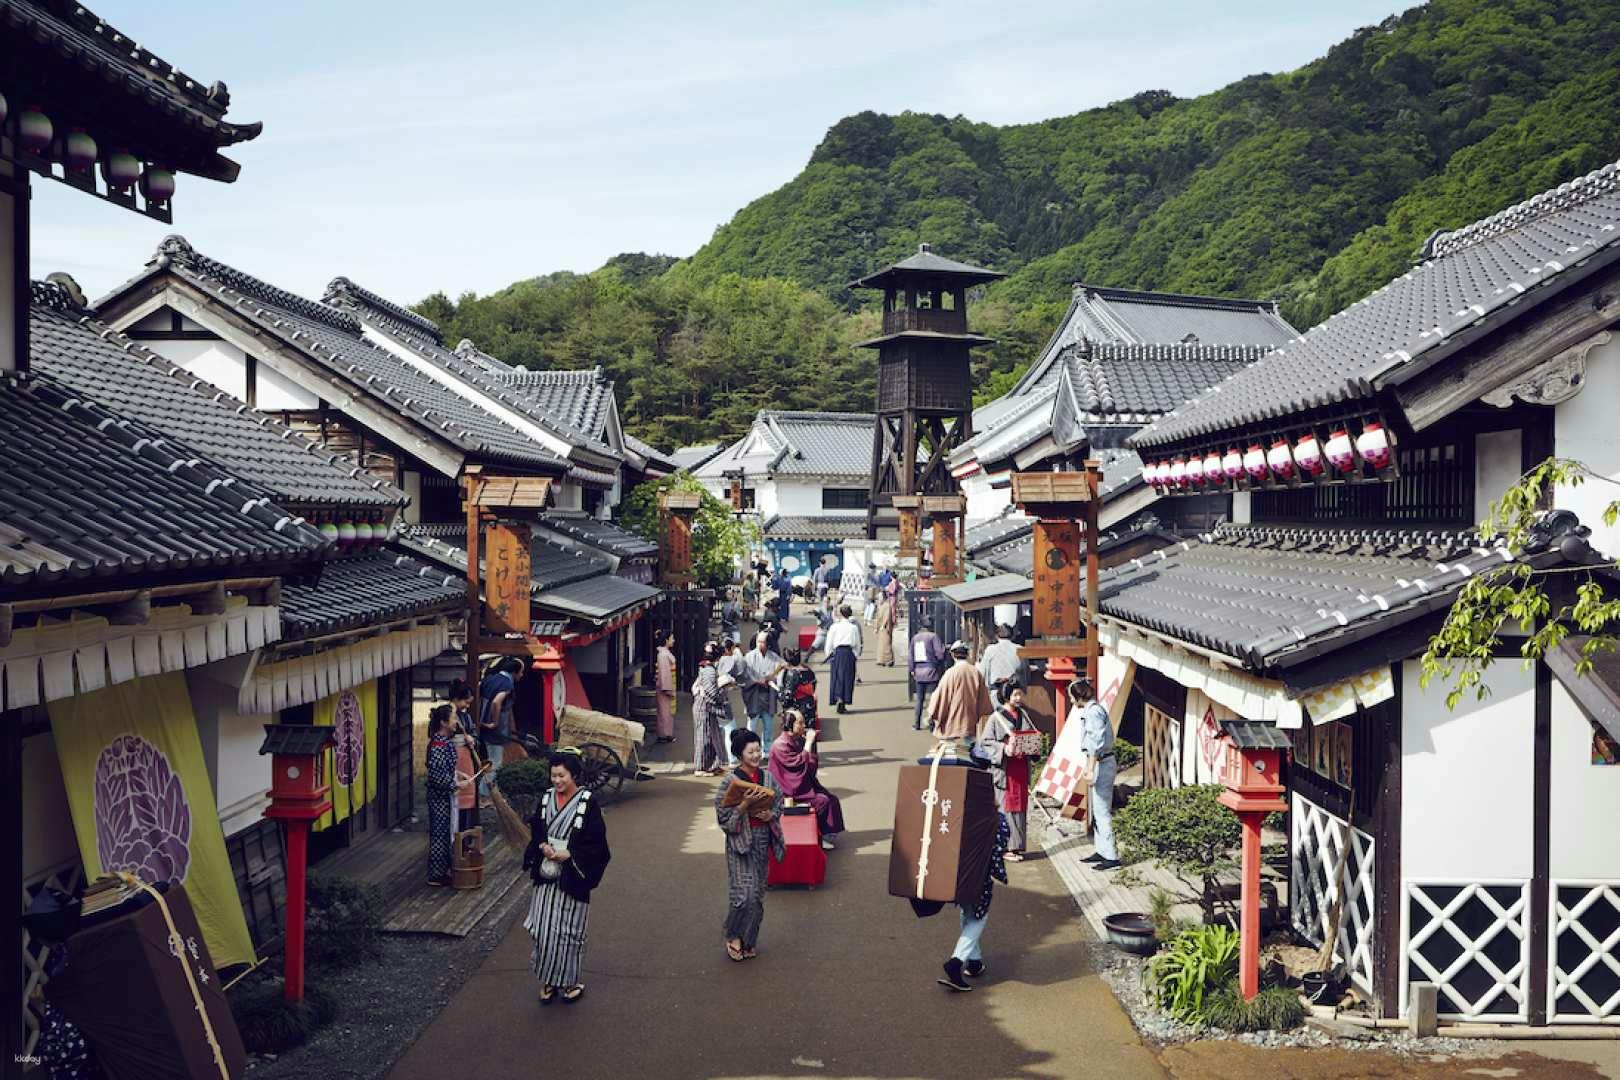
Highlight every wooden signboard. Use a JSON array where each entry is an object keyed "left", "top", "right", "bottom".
[
  {"left": 1032, "top": 519, "right": 1081, "bottom": 639},
  {"left": 483, "top": 521, "right": 532, "bottom": 635}
]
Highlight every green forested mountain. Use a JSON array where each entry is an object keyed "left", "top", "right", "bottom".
[{"left": 422, "top": 0, "right": 1620, "bottom": 449}]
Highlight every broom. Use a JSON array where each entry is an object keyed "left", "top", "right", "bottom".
[{"left": 472, "top": 739, "right": 531, "bottom": 848}]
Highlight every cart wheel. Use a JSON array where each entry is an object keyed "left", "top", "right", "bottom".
[{"left": 578, "top": 743, "right": 624, "bottom": 801}]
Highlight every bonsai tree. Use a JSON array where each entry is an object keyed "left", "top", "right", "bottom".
[{"left": 1114, "top": 784, "right": 1242, "bottom": 921}]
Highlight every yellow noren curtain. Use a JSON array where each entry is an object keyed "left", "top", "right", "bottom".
[{"left": 313, "top": 679, "right": 378, "bottom": 832}]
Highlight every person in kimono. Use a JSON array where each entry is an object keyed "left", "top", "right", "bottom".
[
  {"left": 715, "top": 729, "right": 784, "bottom": 961},
  {"left": 823, "top": 606, "right": 862, "bottom": 713},
  {"left": 449, "top": 679, "right": 481, "bottom": 831},
  {"left": 769, "top": 709, "right": 842, "bottom": 848},
  {"left": 939, "top": 815, "right": 1010, "bottom": 991},
  {"left": 740, "top": 629, "right": 786, "bottom": 741},
  {"left": 522, "top": 750, "right": 612, "bottom": 1004},
  {"left": 655, "top": 630, "right": 678, "bottom": 744},
  {"left": 975, "top": 680, "right": 1033, "bottom": 860},
  {"left": 875, "top": 582, "right": 897, "bottom": 666},
  {"left": 720, "top": 591, "right": 741, "bottom": 645},
  {"left": 909, "top": 624, "right": 946, "bottom": 731},
  {"left": 977, "top": 625, "right": 1024, "bottom": 706},
  {"left": 772, "top": 567, "right": 794, "bottom": 623},
  {"left": 691, "top": 641, "right": 729, "bottom": 776},
  {"left": 424, "top": 705, "right": 459, "bottom": 886},
  {"left": 776, "top": 647, "right": 819, "bottom": 731},
  {"left": 1069, "top": 677, "right": 1120, "bottom": 871},
  {"left": 927, "top": 640, "right": 994, "bottom": 745}
]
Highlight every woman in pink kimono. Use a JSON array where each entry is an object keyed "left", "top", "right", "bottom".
[
  {"left": 768, "top": 709, "right": 843, "bottom": 849},
  {"left": 655, "top": 631, "right": 677, "bottom": 743}
]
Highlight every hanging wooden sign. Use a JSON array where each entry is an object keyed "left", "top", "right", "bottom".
[
  {"left": 483, "top": 521, "right": 532, "bottom": 635},
  {"left": 1032, "top": 519, "right": 1082, "bottom": 639}
]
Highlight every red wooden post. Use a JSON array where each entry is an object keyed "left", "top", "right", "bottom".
[
  {"left": 533, "top": 643, "right": 564, "bottom": 746},
  {"left": 1218, "top": 728, "right": 1289, "bottom": 1000},
  {"left": 1238, "top": 811, "right": 1263, "bottom": 999},
  {"left": 1047, "top": 655, "right": 1077, "bottom": 739},
  {"left": 259, "top": 724, "right": 335, "bottom": 1003},
  {"left": 282, "top": 823, "right": 311, "bottom": 1001}
]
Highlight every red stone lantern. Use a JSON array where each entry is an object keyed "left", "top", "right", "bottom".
[
  {"left": 1216, "top": 720, "right": 1291, "bottom": 1000},
  {"left": 259, "top": 724, "right": 336, "bottom": 1003}
]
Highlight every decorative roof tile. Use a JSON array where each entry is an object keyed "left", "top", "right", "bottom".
[{"left": 697, "top": 411, "right": 875, "bottom": 480}]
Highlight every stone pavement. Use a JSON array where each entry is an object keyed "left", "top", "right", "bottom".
[{"left": 385, "top": 603, "right": 1620, "bottom": 1080}]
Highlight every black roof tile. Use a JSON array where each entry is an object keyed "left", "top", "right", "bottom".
[
  {"left": 540, "top": 517, "right": 658, "bottom": 560},
  {"left": 278, "top": 549, "right": 462, "bottom": 639},
  {"left": 500, "top": 366, "right": 616, "bottom": 440}
]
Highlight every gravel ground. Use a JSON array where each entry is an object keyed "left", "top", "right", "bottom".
[
  {"left": 1087, "top": 939, "right": 1508, "bottom": 1059},
  {"left": 240, "top": 886, "right": 528, "bottom": 1080}
]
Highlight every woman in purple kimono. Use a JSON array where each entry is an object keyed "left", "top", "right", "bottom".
[{"left": 767, "top": 709, "right": 843, "bottom": 849}]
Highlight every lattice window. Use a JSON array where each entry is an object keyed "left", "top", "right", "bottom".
[
  {"left": 1403, "top": 881, "right": 1530, "bottom": 1021},
  {"left": 1289, "top": 793, "right": 1376, "bottom": 993},
  {"left": 1551, "top": 882, "right": 1620, "bottom": 1023},
  {"left": 1144, "top": 704, "right": 1180, "bottom": 789},
  {"left": 20, "top": 860, "right": 86, "bottom": 1056}
]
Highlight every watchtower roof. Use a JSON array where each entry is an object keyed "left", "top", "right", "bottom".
[{"left": 851, "top": 244, "right": 1006, "bottom": 291}]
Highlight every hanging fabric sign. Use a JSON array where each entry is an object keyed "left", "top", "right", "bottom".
[
  {"left": 314, "top": 679, "right": 378, "bottom": 832},
  {"left": 49, "top": 672, "right": 257, "bottom": 971}
]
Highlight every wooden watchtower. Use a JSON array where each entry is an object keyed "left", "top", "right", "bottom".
[{"left": 854, "top": 245, "right": 1004, "bottom": 573}]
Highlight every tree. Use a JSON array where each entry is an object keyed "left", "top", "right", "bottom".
[
  {"left": 1421, "top": 457, "right": 1620, "bottom": 707},
  {"left": 618, "top": 474, "right": 760, "bottom": 590},
  {"left": 1114, "top": 784, "right": 1242, "bottom": 920}
]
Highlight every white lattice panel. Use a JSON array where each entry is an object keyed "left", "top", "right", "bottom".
[
  {"left": 1289, "top": 793, "right": 1375, "bottom": 993},
  {"left": 1550, "top": 881, "right": 1620, "bottom": 1023},
  {"left": 1402, "top": 880, "right": 1530, "bottom": 1022},
  {"left": 21, "top": 860, "right": 86, "bottom": 1055},
  {"left": 1144, "top": 704, "right": 1180, "bottom": 789}
]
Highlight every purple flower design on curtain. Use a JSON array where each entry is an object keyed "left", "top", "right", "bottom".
[
  {"left": 332, "top": 689, "right": 364, "bottom": 785},
  {"left": 93, "top": 733, "right": 192, "bottom": 884}
]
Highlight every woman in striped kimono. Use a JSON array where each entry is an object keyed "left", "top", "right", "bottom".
[
  {"left": 691, "top": 641, "right": 730, "bottom": 776},
  {"left": 424, "top": 705, "right": 458, "bottom": 886},
  {"left": 715, "top": 729, "right": 783, "bottom": 962},
  {"left": 522, "top": 750, "right": 612, "bottom": 1004}
]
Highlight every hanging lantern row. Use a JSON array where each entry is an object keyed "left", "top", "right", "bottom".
[
  {"left": 3, "top": 97, "right": 176, "bottom": 205},
  {"left": 1145, "top": 417, "right": 1397, "bottom": 496},
  {"left": 316, "top": 517, "right": 395, "bottom": 551}
]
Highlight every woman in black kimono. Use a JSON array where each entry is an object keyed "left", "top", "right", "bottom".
[
  {"left": 522, "top": 750, "right": 612, "bottom": 1004},
  {"left": 776, "top": 647, "right": 819, "bottom": 731},
  {"left": 424, "top": 705, "right": 458, "bottom": 886}
]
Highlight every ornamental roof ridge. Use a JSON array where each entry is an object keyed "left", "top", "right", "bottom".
[
  {"left": 323, "top": 276, "right": 444, "bottom": 343},
  {"left": 1428, "top": 159, "right": 1620, "bottom": 259},
  {"left": 154, "top": 236, "right": 361, "bottom": 335},
  {"left": 1078, "top": 282, "right": 1281, "bottom": 314}
]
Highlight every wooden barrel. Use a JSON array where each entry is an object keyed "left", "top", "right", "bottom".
[{"left": 629, "top": 686, "right": 658, "bottom": 724}]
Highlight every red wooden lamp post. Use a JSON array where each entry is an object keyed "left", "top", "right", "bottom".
[
  {"left": 258, "top": 723, "right": 336, "bottom": 1002},
  {"left": 532, "top": 642, "right": 565, "bottom": 746},
  {"left": 1215, "top": 720, "right": 1291, "bottom": 1000}
]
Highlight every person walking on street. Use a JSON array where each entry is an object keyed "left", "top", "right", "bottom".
[
  {"left": 478, "top": 657, "right": 523, "bottom": 806},
  {"left": 909, "top": 623, "right": 945, "bottom": 731},
  {"left": 720, "top": 592, "right": 741, "bottom": 646},
  {"left": 740, "top": 630, "right": 785, "bottom": 744},
  {"left": 875, "top": 581, "right": 897, "bottom": 666},
  {"left": 824, "top": 605, "right": 862, "bottom": 713},
  {"left": 927, "top": 640, "right": 993, "bottom": 744},
  {"left": 715, "top": 729, "right": 784, "bottom": 961},
  {"left": 940, "top": 815, "right": 1009, "bottom": 991},
  {"left": 655, "top": 630, "right": 678, "bottom": 744},
  {"left": 777, "top": 646, "right": 819, "bottom": 731},
  {"left": 772, "top": 567, "right": 793, "bottom": 623},
  {"left": 691, "top": 642, "right": 730, "bottom": 776},
  {"left": 977, "top": 625, "right": 1023, "bottom": 705},
  {"left": 522, "top": 750, "right": 611, "bottom": 1005},
  {"left": 1070, "top": 677, "right": 1120, "bottom": 871},
  {"left": 976, "top": 680, "right": 1033, "bottom": 861}
]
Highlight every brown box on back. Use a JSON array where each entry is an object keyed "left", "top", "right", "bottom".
[{"left": 888, "top": 762, "right": 997, "bottom": 906}]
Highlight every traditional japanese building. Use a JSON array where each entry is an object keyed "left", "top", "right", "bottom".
[{"left": 1106, "top": 158, "right": 1620, "bottom": 1026}]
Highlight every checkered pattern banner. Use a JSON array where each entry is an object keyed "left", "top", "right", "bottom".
[{"left": 1037, "top": 753, "right": 1085, "bottom": 802}]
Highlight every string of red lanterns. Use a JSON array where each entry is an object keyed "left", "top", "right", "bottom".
[{"left": 1145, "top": 418, "right": 1395, "bottom": 494}]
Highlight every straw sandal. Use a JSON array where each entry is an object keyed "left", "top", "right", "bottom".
[
  {"left": 538, "top": 985, "right": 556, "bottom": 1005},
  {"left": 560, "top": 985, "right": 585, "bottom": 1004},
  {"left": 725, "top": 940, "right": 746, "bottom": 962}
]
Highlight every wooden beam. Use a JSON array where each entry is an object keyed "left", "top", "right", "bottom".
[
  {"left": 1396, "top": 262, "right": 1620, "bottom": 431},
  {"left": 0, "top": 603, "right": 9, "bottom": 648},
  {"left": 1529, "top": 661, "right": 1553, "bottom": 1025},
  {"left": 189, "top": 582, "right": 228, "bottom": 616},
  {"left": 92, "top": 589, "right": 151, "bottom": 626}
]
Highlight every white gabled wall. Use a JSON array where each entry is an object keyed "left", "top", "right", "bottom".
[
  {"left": 1549, "top": 681, "right": 1620, "bottom": 880},
  {"left": 1555, "top": 333, "right": 1620, "bottom": 559},
  {"left": 961, "top": 470, "right": 1011, "bottom": 523},
  {"left": 1400, "top": 660, "right": 1535, "bottom": 881},
  {"left": 148, "top": 337, "right": 249, "bottom": 402}
]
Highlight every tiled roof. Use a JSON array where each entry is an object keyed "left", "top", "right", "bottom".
[
  {"left": 623, "top": 433, "right": 676, "bottom": 473},
  {"left": 1134, "top": 159, "right": 1620, "bottom": 449},
  {"left": 762, "top": 516, "right": 867, "bottom": 541},
  {"left": 1032, "top": 342, "right": 1273, "bottom": 422},
  {"left": 32, "top": 282, "right": 403, "bottom": 512},
  {"left": 670, "top": 444, "right": 723, "bottom": 472},
  {"left": 448, "top": 339, "right": 516, "bottom": 377},
  {"left": 1089, "top": 524, "right": 1574, "bottom": 669},
  {"left": 540, "top": 517, "right": 658, "bottom": 560},
  {"left": 278, "top": 550, "right": 462, "bottom": 639},
  {"left": 102, "top": 238, "right": 568, "bottom": 474},
  {"left": 699, "top": 411, "right": 875, "bottom": 480},
  {"left": 324, "top": 278, "right": 619, "bottom": 462},
  {"left": 965, "top": 510, "right": 1033, "bottom": 557},
  {"left": 529, "top": 535, "right": 615, "bottom": 589},
  {"left": 977, "top": 516, "right": 1175, "bottom": 577},
  {"left": 938, "top": 574, "right": 1033, "bottom": 606},
  {"left": 3, "top": 0, "right": 262, "bottom": 166},
  {"left": 853, "top": 244, "right": 1005, "bottom": 290},
  {"left": 536, "top": 573, "right": 661, "bottom": 622},
  {"left": 0, "top": 369, "right": 328, "bottom": 588},
  {"left": 500, "top": 367, "right": 616, "bottom": 440}
]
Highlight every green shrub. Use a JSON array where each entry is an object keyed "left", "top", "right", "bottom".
[
  {"left": 1144, "top": 924, "right": 1239, "bottom": 1022},
  {"left": 305, "top": 876, "right": 384, "bottom": 967},
  {"left": 1147, "top": 887, "right": 1177, "bottom": 942},
  {"left": 230, "top": 981, "right": 337, "bottom": 1053},
  {"left": 1201, "top": 984, "right": 1305, "bottom": 1032},
  {"left": 496, "top": 757, "right": 552, "bottom": 819},
  {"left": 1113, "top": 737, "right": 1142, "bottom": 771},
  {"left": 1115, "top": 784, "right": 1241, "bottom": 918}
]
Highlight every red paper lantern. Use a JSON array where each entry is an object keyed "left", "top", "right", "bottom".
[
  {"left": 140, "top": 165, "right": 176, "bottom": 203},
  {"left": 1202, "top": 451, "right": 1224, "bottom": 484},
  {"left": 1169, "top": 457, "right": 1188, "bottom": 490},
  {"left": 1221, "top": 448, "right": 1244, "bottom": 481},
  {"left": 1294, "top": 434, "right": 1324, "bottom": 476},
  {"left": 102, "top": 149, "right": 140, "bottom": 190},
  {"left": 1356, "top": 422, "right": 1391, "bottom": 469},
  {"left": 1325, "top": 429, "right": 1354, "bottom": 473},
  {"left": 1185, "top": 454, "right": 1206, "bottom": 488},
  {"left": 1267, "top": 440, "right": 1294, "bottom": 480},
  {"left": 1243, "top": 444, "right": 1267, "bottom": 482}
]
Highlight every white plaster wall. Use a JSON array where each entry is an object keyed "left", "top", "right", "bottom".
[
  {"left": 553, "top": 482, "right": 584, "bottom": 512},
  {"left": 403, "top": 469, "right": 423, "bottom": 523},
  {"left": 1474, "top": 428, "right": 1523, "bottom": 524},
  {"left": 771, "top": 480, "right": 830, "bottom": 517},
  {"left": 128, "top": 307, "right": 172, "bottom": 333},
  {"left": 1231, "top": 491, "right": 1252, "bottom": 525},
  {"left": 962, "top": 471, "right": 1011, "bottom": 523},
  {"left": 699, "top": 479, "right": 729, "bottom": 502},
  {"left": 754, "top": 479, "right": 782, "bottom": 520},
  {"left": 146, "top": 337, "right": 249, "bottom": 401},
  {"left": 1401, "top": 660, "right": 1535, "bottom": 881},
  {"left": 22, "top": 734, "right": 80, "bottom": 880},
  {"left": 1549, "top": 680, "right": 1620, "bottom": 880},
  {"left": 187, "top": 672, "right": 271, "bottom": 837},
  {"left": 1555, "top": 332, "right": 1620, "bottom": 559},
  {"left": 257, "top": 360, "right": 319, "bottom": 410}
]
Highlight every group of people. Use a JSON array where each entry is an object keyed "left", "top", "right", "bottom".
[{"left": 423, "top": 658, "right": 528, "bottom": 886}]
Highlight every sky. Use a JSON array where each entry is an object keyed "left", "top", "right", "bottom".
[{"left": 32, "top": 0, "right": 1405, "bottom": 305}]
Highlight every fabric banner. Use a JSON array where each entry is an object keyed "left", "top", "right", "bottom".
[
  {"left": 314, "top": 679, "right": 378, "bottom": 832},
  {"left": 1099, "top": 654, "right": 1137, "bottom": 730},
  {"left": 48, "top": 672, "right": 257, "bottom": 971},
  {"left": 1182, "top": 689, "right": 1237, "bottom": 786}
]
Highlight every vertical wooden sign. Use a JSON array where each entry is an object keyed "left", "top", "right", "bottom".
[
  {"left": 483, "top": 521, "right": 532, "bottom": 635},
  {"left": 932, "top": 518, "right": 960, "bottom": 582},
  {"left": 1032, "top": 519, "right": 1081, "bottom": 639}
]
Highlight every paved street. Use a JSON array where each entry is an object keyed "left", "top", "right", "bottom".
[{"left": 388, "top": 609, "right": 1620, "bottom": 1080}]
